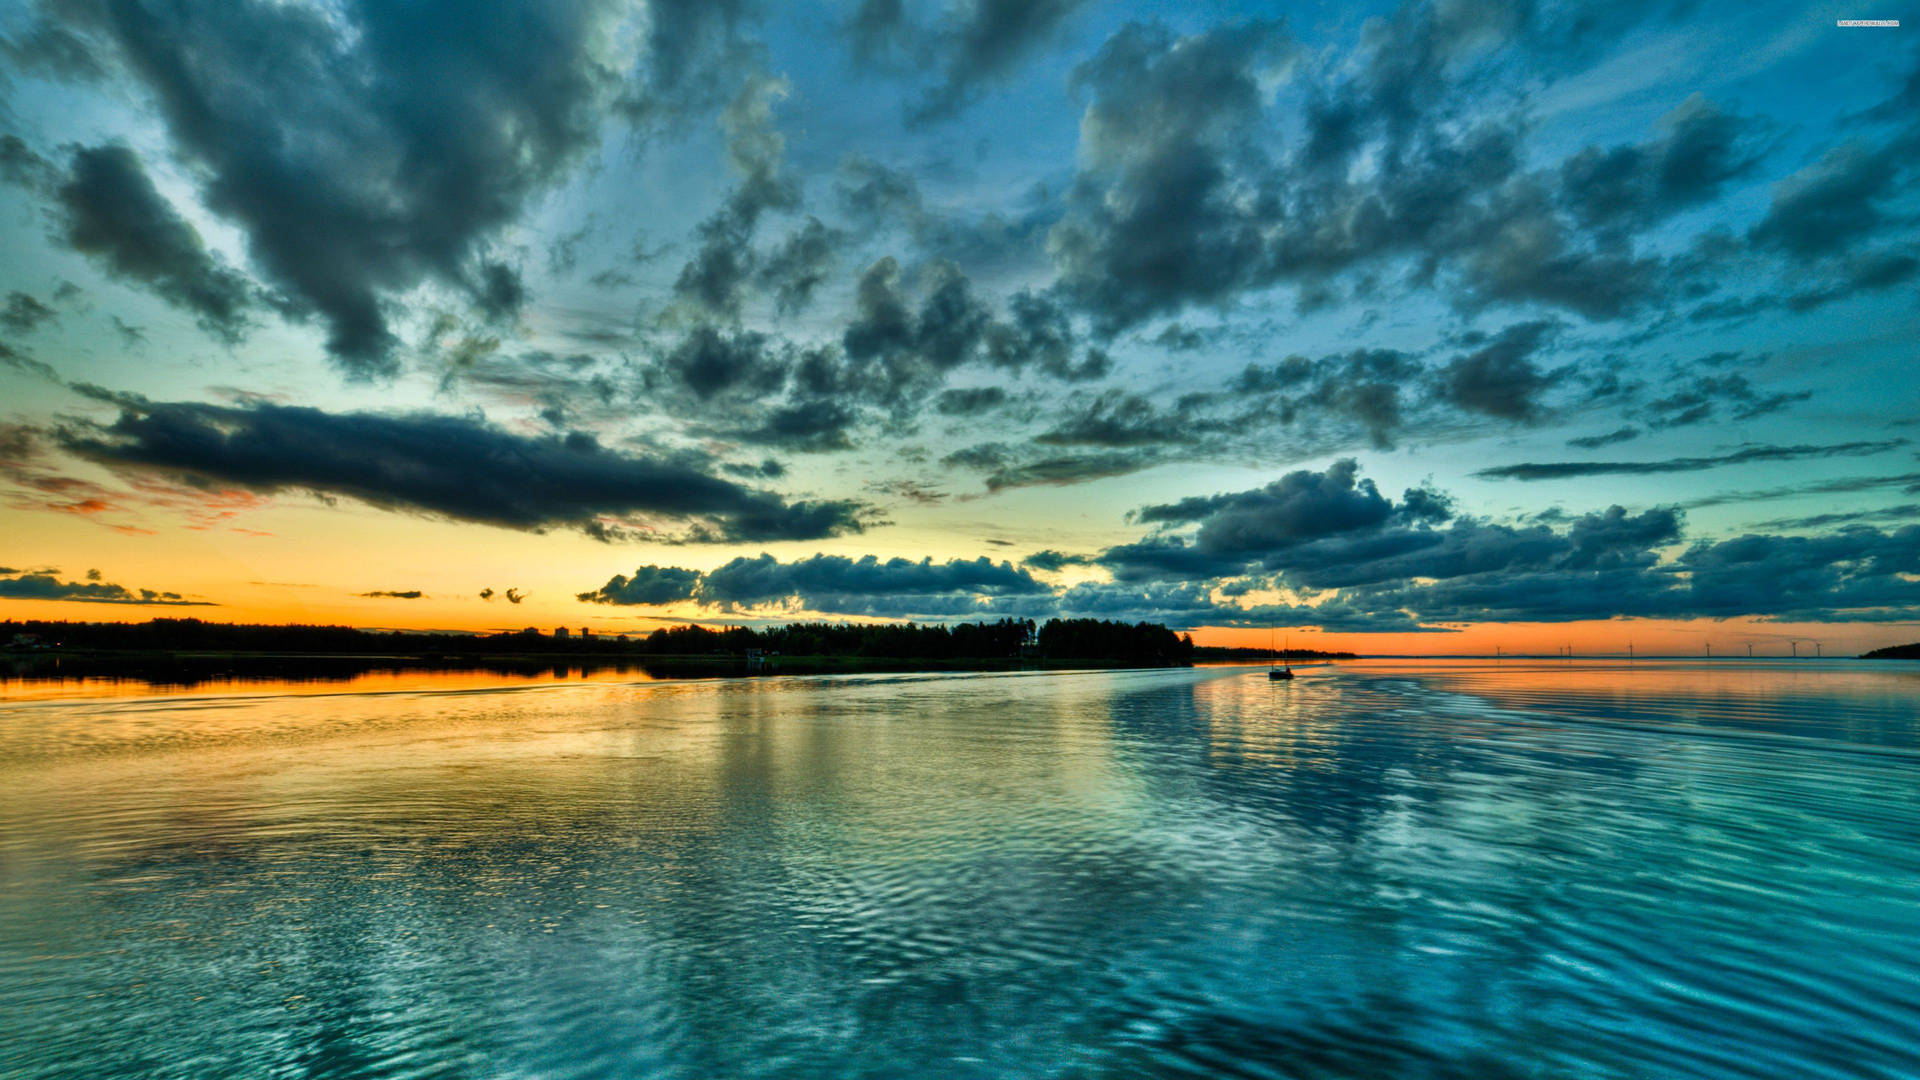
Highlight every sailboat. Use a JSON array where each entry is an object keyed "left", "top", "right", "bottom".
[{"left": 1268, "top": 630, "right": 1294, "bottom": 680}]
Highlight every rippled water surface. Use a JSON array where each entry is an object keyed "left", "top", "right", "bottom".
[{"left": 3, "top": 660, "right": 1917, "bottom": 1079}]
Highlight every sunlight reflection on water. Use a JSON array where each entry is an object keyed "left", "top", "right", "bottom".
[{"left": 2, "top": 662, "right": 1917, "bottom": 1079}]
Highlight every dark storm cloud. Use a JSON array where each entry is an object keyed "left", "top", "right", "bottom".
[
  {"left": 1096, "top": 458, "right": 1690, "bottom": 595},
  {"left": 1049, "top": 579, "right": 1222, "bottom": 625},
  {"left": 473, "top": 263, "right": 527, "bottom": 323},
  {"left": 1134, "top": 459, "right": 1394, "bottom": 537},
  {"left": 577, "top": 552, "right": 1050, "bottom": 615},
  {"left": 1673, "top": 526, "right": 1920, "bottom": 621},
  {"left": 577, "top": 565, "right": 703, "bottom": 606},
  {"left": 50, "top": 145, "right": 255, "bottom": 342},
  {"left": 1790, "top": 251, "right": 1920, "bottom": 307},
  {"left": 654, "top": 325, "right": 789, "bottom": 401},
  {"left": 1265, "top": 517, "right": 1585, "bottom": 591},
  {"left": 938, "top": 442, "right": 1008, "bottom": 470},
  {"left": 1, "top": 293, "right": 58, "bottom": 335},
  {"left": 1680, "top": 471, "right": 1920, "bottom": 512},
  {"left": 937, "top": 419, "right": 1181, "bottom": 491},
  {"left": 1232, "top": 348, "right": 1428, "bottom": 449},
  {"left": 721, "top": 458, "right": 787, "bottom": 480},
  {"left": 0, "top": 15, "right": 107, "bottom": 80},
  {"left": 834, "top": 154, "right": 941, "bottom": 242},
  {"left": 1021, "top": 549, "right": 1094, "bottom": 572},
  {"left": 1054, "top": 579, "right": 1445, "bottom": 634},
  {"left": 830, "top": 257, "right": 1101, "bottom": 418},
  {"left": 0, "top": 569, "right": 211, "bottom": 605},
  {"left": 636, "top": 326, "right": 885, "bottom": 454},
  {"left": 674, "top": 74, "right": 802, "bottom": 318},
  {"left": 845, "top": 258, "right": 986, "bottom": 375},
  {"left": 1450, "top": 181, "right": 1664, "bottom": 319},
  {"left": 848, "top": 0, "right": 908, "bottom": 64},
  {"left": 1357, "top": 522, "right": 1920, "bottom": 626},
  {"left": 30, "top": 0, "right": 636, "bottom": 374},
  {"left": 1748, "top": 141, "right": 1904, "bottom": 260},
  {"left": 632, "top": 0, "right": 755, "bottom": 114},
  {"left": 1150, "top": 324, "right": 1211, "bottom": 351},
  {"left": 848, "top": 0, "right": 1090, "bottom": 123},
  {"left": 975, "top": 448, "right": 1162, "bottom": 492},
  {"left": 107, "top": 316, "right": 144, "bottom": 346},
  {"left": 357, "top": 590, "right": 425, "bottom": 599},
  {"left": 1435, "top": 320, "right": 1558, "bottom": 421},
  {"left": 1691, "top": 247, "right": 1920, "bottom": 321},
  {"left": 911, "top": 0, "right": 1090, "bottom": 122},
  {"left": 549, "top": 461, "right": 1920, "bottom": 629},
  {"left": 1752, "top": 504, "right": 1920, "bottom": 531},
  {"left": 935, "top": 386, "right": 1007, "bottom": 416},
  {"left": 1035, "top": 390, "right": 1212, "bottom": 448},
  {"left": 986, "top": 290, "right": 1107, "bottom": 381},
  {"left": 835, "top": 155, "right": 1055, "bottom": 275},
  {"left": 1475, "top": 440, "right": 1906, "bottom": 481},
  {"left": 50, "top": 395, "right": 866, "bottom": 542},
  {"left": 0, "top": 136, "right": 57, "bottom": 190},
  {"left": 1568, "top": 425, "right": 1640, "bottom": 449},
  {"left": 1047, "top": 19, "right": 1297, "bottom": 334},
  {"left": 1715, "top": 42, "right": 1920, "bottom": 315},
  {"left": 697, "top": 552, "right": 1050, "bottom": 610},
  {"left": 1642, "top": 373, "right": 1808, "bottom": 429},
  {"left": 1042, "top": 7, "right": 1795, "bottom": 335},
  {"left": 1104, "top": 459, "right": 1456, "bottom": 582},
  {"left": 841, "top": 256, "right": 968, "bottom": 405},
  {"left": 735, "top": 400, "right": 859, "bottom": 453},
  {"left": 1089, "top": 456, "right": 1920, "bottom": 627},
  {"left": 0, "top": 343, "right": 58, "bottom": 384},
  {"left": 438, "top": 346, "right": 632, "bottom": 432},
  {"left": 758, "top": 218, "right": 843, "bottom": 314},
  {"left": 1556, "top": 94, "right": 1766, "bottom": 236},
  {"left": 678, "top": 500, "right": 875, "bottom": 546}
]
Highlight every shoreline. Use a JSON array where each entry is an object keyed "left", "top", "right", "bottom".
[{"left": 0, "top": 648, "right": 1204, "bottom": 691}]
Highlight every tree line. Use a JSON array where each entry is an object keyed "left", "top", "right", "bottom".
[{"left": 4, "top": 616, "right": 1197, "bottom": 664}]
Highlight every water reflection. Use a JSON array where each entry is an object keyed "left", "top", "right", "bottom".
[
  {"left": 0, "top": 653, "right": 680, "bottom": 703},
  {"left": 1, "top": 664, "right": 1916, "bottom": 1079}
]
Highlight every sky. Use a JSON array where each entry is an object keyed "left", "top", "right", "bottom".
[{"left": 0, "top": 0, "right": 1916, "bottom": 655}]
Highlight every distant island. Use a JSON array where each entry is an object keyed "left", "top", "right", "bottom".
[
  {"left": 2, "top": 616, "right": 1224, "bottom": 687},
  {"left": 1192, "top": 645, "right": 1357, "bottom": 662},
  {"left": 1861, "top": 643, "right": 1920, "bottom": 659}
]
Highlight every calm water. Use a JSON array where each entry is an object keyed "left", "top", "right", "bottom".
[{"left": 3, "top": 660, "right": 1917, "bottom": 1079}]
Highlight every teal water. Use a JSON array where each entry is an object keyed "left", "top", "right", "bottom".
[{"left": 2, "top": 660, "right": 1917, "bottom": 1078}]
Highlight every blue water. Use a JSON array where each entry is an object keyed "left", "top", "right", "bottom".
[{"left": 2, "top": 660, "right": 1917, "bottom": 1078}]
